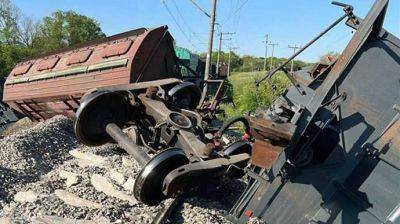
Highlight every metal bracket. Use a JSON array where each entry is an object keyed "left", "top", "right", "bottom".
[
  {"left": 322, "top": 92, "right": 347, "bottom": 111},
  {"left": 244, "top": 167, "right": 270, "bottom": 184}
]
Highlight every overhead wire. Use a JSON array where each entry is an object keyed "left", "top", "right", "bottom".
[
  {"left": 165, "top": 0, "right": 251, "bottom": 54},
  {"left": 214, "top": 0, "right": 245, "bottom": 57},
  {"left": 233, "top": 0, "right": 249, "bottom": 15},
  {"left": 162, "top": 0, "right": 199, "bottom": 51},
  {"left": 188, "top": 0, "right": 210, "bottom": 17},
  {"left": 171, "top": 0, "right": 204, "bottom": 44},
  {"left": 228, "top": 0, "right": 246, "bottom": 55},
  {"left": 219, "top": 0, "right": 236, "bottom": 27}
]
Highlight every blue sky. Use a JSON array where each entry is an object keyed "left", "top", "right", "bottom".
[{"left": 13, "top": 0, "right": 400, "bottom": 62}]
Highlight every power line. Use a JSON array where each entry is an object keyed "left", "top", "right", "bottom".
[
  {"left": 226, "top": 0, "right": 235, "bottom": 23},
  {"left": 288, "top": 45, "right": 302, "bottom": 73},
  {"left": 170, "top": 0, "right": 203, "bottom": 43},
  {"left": 220, "top": 0, "right": 247, "bottom": 50},
  {"left": 233, "top": 0, "right": 249, "bottom": 15},
  {"left": 220, "top": 0, "right": 248, "bottom": 29},
  {"left": 219, "top": 0, "right": 235, "bottom": 27},
  {"left": 188, "top": 0, "right": 210, "bottom": 17},
  {"left": 162, "top": 0, "right": 198, "bottom": 51}
]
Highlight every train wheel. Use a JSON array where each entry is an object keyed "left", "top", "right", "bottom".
[
  {"left": 74, "top": 91, "right": 129, "bottom": 146},
  {"left": 134, "top": 148, "right": 189, "bottom": 206}
]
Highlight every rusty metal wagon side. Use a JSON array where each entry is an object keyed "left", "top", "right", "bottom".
[{"left": 3, "top": 25, "right": 181, "bottom": 121}]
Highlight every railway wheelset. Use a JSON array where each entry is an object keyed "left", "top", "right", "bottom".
[{"left": 74, "top": 80, "right": 252, "bottom": 205}]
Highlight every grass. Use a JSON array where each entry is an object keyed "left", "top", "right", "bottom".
[{"left": 220, "top": 71, "right": 290, "bottom": 119}]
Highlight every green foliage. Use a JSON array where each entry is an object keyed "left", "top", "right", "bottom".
[
  {"left": 240, "top": 55, "right": 310, "bottom": 72},
  {"left": 0, "top": 0, "right": 20, "bottom": 44},
  {"left": 199, "top": 50, "right": 242, "bottom": 73},
  {"left": 200, "top": 50, "right": 311, "bottom": 74},
  {"left": 221, "top": 71, "right": 290, "bottom": 118},
  {"left": 0, "top": 0, "right": 105, "bottom": 77},
  {"left": 0, "top": 44, "right": 33, "bottom": 77},
  {"left": 32, "top": 11, "right": 105, "bottom": 53}
]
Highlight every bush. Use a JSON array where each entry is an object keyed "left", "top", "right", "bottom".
[{"left": 220, "top": 71, "right": 290, "bottom": 119}]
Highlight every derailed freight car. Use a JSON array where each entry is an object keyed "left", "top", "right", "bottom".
[
  {"left": 228, "top": 0, "right": 400, "bottom": 223},
  {"left": 2, "top": 26, "right": 181, "bottom": 121}
]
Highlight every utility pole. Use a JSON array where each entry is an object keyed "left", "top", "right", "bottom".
[
  {"left": 269, "top": 42, "right": 278, "bottom": 69},
  {"left": 201, "top": 0, "right": 217, "bottom": 104},
  {"left": 263, "top": 34, "right": 268, "bottom": 71},
  {"left": 227, "top": 47, "right": 238, "bottom": 77},
  {"left": 288, "top": 45, "right": 302, "bottom": 73},
  {"left": 216, "top": 31, "right": 234, "bottom": 77}
]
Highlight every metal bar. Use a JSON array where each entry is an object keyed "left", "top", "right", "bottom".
[
  {"left": 15, "top": 102, "right": 37, "bottom": 121},
  {"left": 205, "top": 79, "right": 224, "bottom": 83},
  {"left": 96, "top": 78, "right": 181, "bottom": 92},
  {"left": 332, "top": 1, "right": 353, "bottom": 9},
  {"left": 280, "top": 66, "right": 305, "bottom": 95},
  {"left": 210, "top": 80, "right": 225, "bottom": 111},
  {"left": 244, "top": 167, "right": 269, "bottom": 184},
  {"left": 106, "top": 123, "right": 150, "bottom": 166},
  {"left": 24, "top": 101, "right": 45, "bottom": 120},
  {"left": 69, "top": 96, "right": 81, "bottom": 107},
  {"left": 63, "top": 100, "right": 76, "bottom": 112},
  {"left": 256, "top": 13, "right": 348, "bottom": 85},
  {"left": 31, "top": 99, "right": 48, "bottom": 119}
]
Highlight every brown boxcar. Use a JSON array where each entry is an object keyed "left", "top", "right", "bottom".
[{"left": 3, "top": 25, "right": 181, "bottom": 121}]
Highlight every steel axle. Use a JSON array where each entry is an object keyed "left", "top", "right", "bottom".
[{"left": 106, "top": 123, "right": 150, "bottom": 166}]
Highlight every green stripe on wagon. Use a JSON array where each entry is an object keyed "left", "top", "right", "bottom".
[{"left": 6, "top": 58, "right": 128, "bottom": 85}]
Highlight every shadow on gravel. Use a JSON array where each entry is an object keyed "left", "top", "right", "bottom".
[
  {"left": 171, "top": 178, "right": 247, "bottom": 223},
  {"left": 0, "top": 116, "right": 79, "bottom": 205},
  {"left": 0, "top": 167, "right": 34, "bottom": 201}
]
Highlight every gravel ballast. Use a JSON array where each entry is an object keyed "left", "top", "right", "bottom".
[{"left": 0, "top": 116, "right": 250, "bottom": 223}]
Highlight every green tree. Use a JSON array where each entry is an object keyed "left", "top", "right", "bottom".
[
  {"left": 32, "top": 10, "right": 105, "bottom": 53},
  {"left": 199, "top": 50, "right": 243, "bottom": 73},
  {"left": 0, "top": 0, "right": 33, "bottom": 77},
  {"left": 198, "top": 50, "right": 311, "bottom": 73},
  {"left": 0, "top": 44, "right": 32, "bottom": 77},
  {"left": 0, "top": 0, "right": 105, "bottom": 77},
  {"left": 0, "top": 0, "right": 20, "bottom": 44},
  {"left": 17, "top": 16, "right": 40, "bottom": 47}
]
